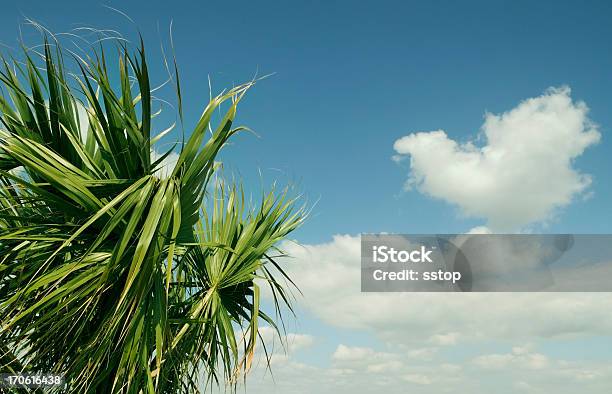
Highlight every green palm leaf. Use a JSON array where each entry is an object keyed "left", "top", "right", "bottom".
[{"left": 0, "top": 29, "right": 304, "bottom": 393}]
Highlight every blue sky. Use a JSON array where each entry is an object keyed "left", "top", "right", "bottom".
[
  {"left": 3, "top": 0, "right": 612, "bottom": 241},
  {"left": 2, "top": 1, "right": 612, "bottom": 393}
]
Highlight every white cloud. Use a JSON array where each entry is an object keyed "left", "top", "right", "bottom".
[
  {"left": 465, "top": 226, "right": 492, "bottom": 235},
  {"left": 278, "top": 234, "right": 612, "bottom": 345},
  {"left": 332, "top": 345, "right": 410, "bottom": 375},
  {"left": 429, "top": 332, "right": 459, "bottom": 346},
  {"left": 330, "top": 345, "right": 438, "bottom": 386},
  {"left": 240, "top": 337, "right": 612, "bottom": 394},
  {"left": 367, "top": 360, "right": 404, "bottom": 373},
  {"left": 333, "top": 344, "right": 378, "bottom": 362},
  {"left": 257, "top": 326, "right": 315, "bottom": 355},
  {"left": 286, "top": 333, "right": 315, "bottom": 352},
  {"left": 472, "top": 346, "right": 549, "bottom": 370},
  {"left": 393, "top": 87, "right": 600, "bottom": 231},
  {"left": 407, "top": 347, "right": 438, "bottom": 360},
  {"left": 402, "top": 374, "right": 432, "bottom": 385}
]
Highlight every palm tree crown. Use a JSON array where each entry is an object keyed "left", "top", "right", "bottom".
[{"left": 0, "top": 28, "right": 304, "bottom": 393}]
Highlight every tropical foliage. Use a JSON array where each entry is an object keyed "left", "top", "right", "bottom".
[{"left": 0, "top": 28, "right": 304, "bottom": 393}]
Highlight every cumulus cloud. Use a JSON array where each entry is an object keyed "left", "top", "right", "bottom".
[
  {"left": 277, "top": 235, "right": 612, "bottom": 344},
  {"left": 393, "top": 87, "right": 600, "bottom": 231}
]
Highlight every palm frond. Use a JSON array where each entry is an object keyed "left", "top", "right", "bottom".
[{"left": 0, "top": 27, "right": 304, "bottom": 393}]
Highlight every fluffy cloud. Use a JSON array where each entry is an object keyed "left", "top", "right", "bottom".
[
  {"left": 333, "top": 344, "right": 381, "bottom": 362},
  {"left": 277, "top": 234, "right": 612, "bottom": 344},
  {"left": 393, "top": 87, "right": 600, "bottom": 231},
  {"left": 242, "top": 341, "right": 612, "bottom": 394},
  {"left": 255, "top": 326, "right": 315, "bottom": 355},
  {"left": 252, "top": 234, "right": 612, "bottom": 393}
]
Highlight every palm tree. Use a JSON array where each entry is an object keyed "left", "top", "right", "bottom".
[{"left": 0, "top": 27, "right": 304, "bottom": 393}]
